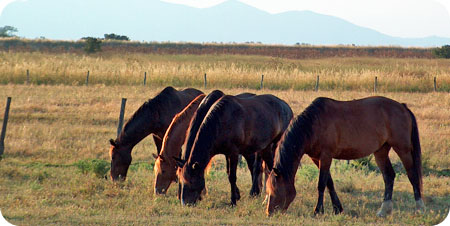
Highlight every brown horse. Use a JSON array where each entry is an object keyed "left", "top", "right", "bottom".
[
  {"left": 108, "top": 86, "right": 203, "bottom": 181},
  {"left": 153, "top": 94, "right": 206, "bottom": 194},
  {"left": 176, "top": 94, "right": 293, "bottom": 205},
  {"left": 266, "top": 96, "right": 425, "bottom": 217},
  {"left": 174, "top": 91, "right": 266, "bottom": 199}
]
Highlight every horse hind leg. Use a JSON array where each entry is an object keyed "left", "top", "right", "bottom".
[
  {"left": 392, "top": 145, "right": 425, "bottom": 213},
  {"left": 243, "top": 153, "right": 262, "bottom": 197},
  {"left": 374, "top": 143, "right": 395, "bottom": 217}
]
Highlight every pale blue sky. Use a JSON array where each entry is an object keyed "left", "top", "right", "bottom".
[{"left": 2, "top": 0, "right": 450, "bottom": 38}]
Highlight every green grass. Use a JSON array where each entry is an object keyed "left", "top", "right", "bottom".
[{"left": 0, "top": 84, "right": 448, "bottom": 225}]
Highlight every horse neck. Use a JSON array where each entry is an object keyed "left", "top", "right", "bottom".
[
  {"left": 116, "top": 105, "right": 160, "bottom": 150},
  {"left": 161, "top": 95, "right": 204, "bottom": 160}
]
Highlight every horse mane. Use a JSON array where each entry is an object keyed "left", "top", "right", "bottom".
[
  {"left": 160, "top": 94, "right": 205, "bottom": 159},
  {"left": 187, "top": 95, "right": 243, "bottom": 167},
  {"left": 274, "top": 97, "right": 330, "bottom": 179},
  {"left": 116, "top": 86, "right": 179, "bottom": 147},
  {"left": 182, "top": 90, "right": 225, "bottom": 161}
]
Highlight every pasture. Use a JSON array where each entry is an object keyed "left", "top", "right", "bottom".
[{"left": 0, "top": 52, "right": 449, "bottom": 225}]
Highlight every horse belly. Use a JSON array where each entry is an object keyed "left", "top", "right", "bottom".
[{"left": 334, "top": 148, "right": 372, "bottom": 160}]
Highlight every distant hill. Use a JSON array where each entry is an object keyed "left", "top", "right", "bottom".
[{"left": 1, "top": 0, "right": 449, "bottom": 47}]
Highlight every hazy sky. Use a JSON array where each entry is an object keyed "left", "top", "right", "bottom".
[{"left": 1, "top": 0, "right": 450, "bottom": 38}]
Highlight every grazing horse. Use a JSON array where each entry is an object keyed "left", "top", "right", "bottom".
[
  {"left": 265, "top": 96, "right": 425, "bottom": 217},
  {"left": 108, "top": 86, "right": 203, "bottom": 181},
  {"left": 153, "top": 94, "right": 206, "bottom": 194},
  {"left": 171, "top": 90, "right": 260, "bottom": 198},
  {"left": 176, "top": 94, "right": 293, "bottom": 206}
]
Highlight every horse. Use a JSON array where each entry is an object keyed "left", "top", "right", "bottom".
[
  {"left": 168, "top": 90, "right": 261, "bottom": 199},
  {"left": 176, "top": 94, "right": 293, "bottom": 206},
  {"left": 265, "top": 96, "right": 425, "bottom": 217},
  {"left": 108, "top": 86, "right": 203, "bottom": 181},
  {"left": 153, "top": 94, "right": 205, "bottom": 194}
]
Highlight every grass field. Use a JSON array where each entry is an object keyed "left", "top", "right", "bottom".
[
  {"left": 0, "top": 83, "right": 449, "bottom": 225},
  {"left": 1, "top": 52, "right": 450, "bottom": 92}
]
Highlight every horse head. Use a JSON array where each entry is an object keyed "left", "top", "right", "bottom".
[
  {"left": 265, "top": 168, "right": 296, "bottom": 216},
  {"left": 175, "top": 157, "right": 205, "bottom": 205},
  {"left": 109, "top": 139, "right": 132, "bottom": 181},
  {"left": 153, "top": 153, "right": 178, "bottom": 195}
]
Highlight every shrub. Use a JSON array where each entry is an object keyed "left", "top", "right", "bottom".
[
  {"left": 83, "top": 37, "right": 102, "bottom": 54},
  {"left": 104, "top": 33, "right": 130, "bottom": 41},
  {"left": 432, "top": 45, "right": 450, "bottom": 58}
]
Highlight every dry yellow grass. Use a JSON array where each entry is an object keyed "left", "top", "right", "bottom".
[
  {"left": 0, "top": 52, "right": 449, "bottom": 92},
  {"left": 0, "top": 84, "right": 448, "bottom": 225}
]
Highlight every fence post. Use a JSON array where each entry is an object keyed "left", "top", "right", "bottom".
[
  {"left": 315, "top": 75, "right": 320, "bottom": 92},
  {"left": 374, "top": 76, "right": 378, "bottom": 93},
  {"left": 86, "top": 71, "right": 90, "bottom": 86},
  {"left": 0, "top": 97, "right": 12, "bottom": 156},
  {"left": 260, "top": 74, "right": 264, "bottom": 90},
  {"left": 204, "top": 73, "right": 207, "bottom": 89},
  {"left": 117, "top": 98, "right": 127, "bottom": 137},
  {"left": 26, "top": 69, "right": 30, "bottom": 84},
  {"left": 434, "top": 77, "right": 437, "bottom": 92},
  {"left": 144, "top": 72, "right": 147, "bottom": 86}
]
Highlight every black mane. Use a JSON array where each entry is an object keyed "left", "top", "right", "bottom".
[
  {"left": 182, "top": 90, "right": 224, "bottom": 160},
  {"left": 116, "top": 86, "right": 179, "bottom": 147},
  {"left": 187, "top": 95, "right": 241, "bottom": 167},
  {"left": 274, "top": 97, "right": 329, "bottom": 179}
]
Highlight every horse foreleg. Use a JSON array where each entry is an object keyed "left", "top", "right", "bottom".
[
  {"left": 152, "top": 135, "right": 163, "bottom": 155},
  {"left": 311, "top": 158, "right": 343, "bottom": 214},
  {"left": 227, "top": 154, "right": 240, "bottom": 206},
  {"left": 314, "top": 157, "right": 332, "bottom": 215},
  {"left": 374, "top": 143, "right": 395, "bottom": 217}
]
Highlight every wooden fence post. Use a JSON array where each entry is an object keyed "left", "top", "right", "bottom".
[
  {"left": 260, "top": 74, "right": 264, "bottom": 90},
  {"left": 434, "top": 77, "right": 437, "bottom": 92},
  {"left": 204, "top": 73, "right": 207, "bottom": 89},
  {"left": 374, "top": 76, "right": 378, "bottom": 93},
  {"left": 144, "top": 72, "right": 147, "bottom": 86},
  {"left": 0, "top": 97, "right": 12, "bottom": 156},
  {"left": 26, "top": 69, "right": 30, "bottom": 84},
  {"left": 315, "top": 75, "right": 320, "bottom": 92},
  {"left": 117, "top": 98, "right": 127, "bottom": 137},
  {"left": 86, "top": 71, "right": 90, "bottom": 86}
]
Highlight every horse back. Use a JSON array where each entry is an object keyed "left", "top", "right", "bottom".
[
  {"left": 234, "top": 95, "right": 293, "bottom": 152},
  {"left": 311, "top": 96, "right": 412, "bottom": 159}
]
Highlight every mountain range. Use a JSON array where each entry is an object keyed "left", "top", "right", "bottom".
[{"left": 1, "top": 0, "right": 449, "bottom": 46}]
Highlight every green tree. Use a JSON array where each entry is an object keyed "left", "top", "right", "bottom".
[
  {"left": 104, "top": 33, "right": 130, "bottom": 41},
  {"left": 0, "top": 25, "right": 18, "bottom": 37},
  {"left": 83, "top": 37, "right": 102, "bottom": 54},
  {"left": 432, "top": 45, "right": 450, "bottom": 58}
]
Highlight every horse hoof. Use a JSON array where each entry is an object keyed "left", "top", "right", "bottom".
[
  {"left": 333, "top": 205, "right": 344, "bottom": 215},
  {"left": 416, "top": 199, "right": 426, "bottom": 213},
  {"left": 314, "top": 207, "right": 324, "bottom": 216},
  {"left": 376, "top": 200, "right": 393, "bottom": 217},
  {"left": 249, "top": 190, "right": 260, "bottom": 197}
]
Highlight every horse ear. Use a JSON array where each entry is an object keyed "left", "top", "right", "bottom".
[
  {"left": 273, "top": 168, "right": 281, "bottom": 177},
  {"left": 173, "top": 156, "right": 185, "bottom": 168},
  {"left": 192, "top": 162, "right": 199, "bottom": 170},
  {"left": 109, "top": 139, "right": 116, "bottom": 147},
  {"left": 152, "top": 153, "right": 158, "bottom": 159}
]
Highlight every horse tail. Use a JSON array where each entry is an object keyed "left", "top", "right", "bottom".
[{"left": 403, "top": 103, "right": 423, "bottom": 194}]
